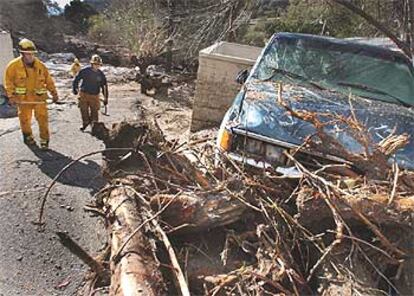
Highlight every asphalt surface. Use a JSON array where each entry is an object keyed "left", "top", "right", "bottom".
[{"left": 0, "top": 67, "right": 139, "bottom": 295}]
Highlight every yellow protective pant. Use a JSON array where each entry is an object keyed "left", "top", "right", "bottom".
[{"left": 18, "top": 103, "right": 49, "bottom": 142}]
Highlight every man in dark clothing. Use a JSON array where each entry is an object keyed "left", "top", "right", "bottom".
[{"left": 72, "top": 54, "right": 108, "bottom": 131}]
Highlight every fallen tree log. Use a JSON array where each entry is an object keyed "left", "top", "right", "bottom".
[
  {"left": 150, "top": 192, "right": 248, "bottom": 235},
  {"left": 297, "top": 191, "right": 414, "bottom": 227},
  {"left": 107, "top": 187, "right": 165, "bottom": 296}
]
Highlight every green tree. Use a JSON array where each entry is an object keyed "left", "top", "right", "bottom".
[
  {"left": 243, "top": 0, "right": 414, "bottom": 59},
  {"left": 64, "top": 0, "right": 97, "bottom": 33},
  {"left": 330, "top": 0, "right": 414, "bottom": 60},
  {"left": 243, "top": 0, "right": 367, "bottom": 46}
]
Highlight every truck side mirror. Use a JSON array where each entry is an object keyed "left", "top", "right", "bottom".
[{"left": 235, "top": 69, "right": 249, "bottom": 85}]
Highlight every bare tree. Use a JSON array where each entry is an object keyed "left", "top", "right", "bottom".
[
  {"left": 91, "top": 0, "right": 259, "bottom": 67},
  {"left": 153, "top": 0, "right": 260, "bottom": 62}
]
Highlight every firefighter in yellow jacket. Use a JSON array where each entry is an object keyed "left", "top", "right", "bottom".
[
  {"left": 69, "top": 58, "right": 81, "bottom": 77},
  {"left": 3, "top": 38, "right": 59, "bottom": 149}
]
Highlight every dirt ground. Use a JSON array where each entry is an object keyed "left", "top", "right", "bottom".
[{"left": 0, "top": 58, "right": 195, "bottom": 295}]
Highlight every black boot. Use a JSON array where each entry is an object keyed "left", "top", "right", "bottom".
[
  {"left": 40, "top": 140, "right": 49, "bottom": 150},
  {"left": 23, "top": 134, "right": 36, "bottom": 146},
  {"left": 79, "top": 123, "right": 89, "bottom": 132}
]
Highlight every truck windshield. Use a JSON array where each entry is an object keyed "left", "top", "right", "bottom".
[{"left": 253, "top": 33, "right": 414, "bottom": 107}]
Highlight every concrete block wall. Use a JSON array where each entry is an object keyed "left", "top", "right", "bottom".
[
  {"left": 190, "top": 42, "right": 262, "bottom": 132},
  {"left": 0, "top": 31, "right": 14, "bottom": 85}
]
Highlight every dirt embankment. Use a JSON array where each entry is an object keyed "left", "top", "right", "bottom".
[
  {"left": 0, "top": 0, "right": 131, "bottom": 66},
  {"left": 0, "top": 0, "right": 65, "bottom": 52}
]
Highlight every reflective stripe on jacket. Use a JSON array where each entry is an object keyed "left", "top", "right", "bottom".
[
  {"left": 3, "top": 57, "right": 57, "bottom": 103},
  {"left": 15, "top": 87, "right": 27, "bottom": 95}
]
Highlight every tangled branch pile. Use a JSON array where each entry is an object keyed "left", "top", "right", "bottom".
[{"left": 85, "top": 115, "right": 413, "bottom": 295}]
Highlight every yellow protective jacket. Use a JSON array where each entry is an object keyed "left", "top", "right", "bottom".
[{"left": 3, "top": 57, "right": 58, "bottom": 103}]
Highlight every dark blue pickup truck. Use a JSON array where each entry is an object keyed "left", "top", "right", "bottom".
[{"left": 217, "top": 32, "right": 414, "bottom": 172}]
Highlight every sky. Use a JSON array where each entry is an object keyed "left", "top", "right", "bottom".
[{"left": 54, "top": 0, "right": 72, "bottom": 8}]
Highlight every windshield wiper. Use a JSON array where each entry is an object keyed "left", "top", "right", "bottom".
[
  {"left": 262, "top": 68, "right": 326, "bottom": 90},
  {"left": 337, "top": 81, "right": 410, "bottom": 107},
  {"left": 264, "top": 68, "right": 305, "bottom": 81}
]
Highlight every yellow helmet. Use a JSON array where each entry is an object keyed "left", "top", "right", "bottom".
[
  {"left": 18, "top": 38, "right": 37, "bottom": 53},
  {"left": 90, "top": 54, "right": 102, "bottom": 65}
]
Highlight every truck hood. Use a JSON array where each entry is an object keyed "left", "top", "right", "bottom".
[{"left": 233, "top": 80, "right": 414, "bottom": 170}]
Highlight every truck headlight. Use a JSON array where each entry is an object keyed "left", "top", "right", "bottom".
[{"left": 218, "top": 128, "right": 232, "bottom": 151}]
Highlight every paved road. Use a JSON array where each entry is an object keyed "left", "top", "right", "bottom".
[{"left": 0, "top": 65, "right": 139, "bottom": 295}]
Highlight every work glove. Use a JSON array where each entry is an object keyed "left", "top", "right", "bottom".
[
  {"left": 103, "top": 99, "right": 108, "bottom": 106},
  {"left": 8, "top": 96, "right": 17, "bottom": 106},
  {"left": 73, "top": 89, "right": 78, "bottom": 95},
  {"left": 52, "top": 95, "right": 59, "bottom": 103}
]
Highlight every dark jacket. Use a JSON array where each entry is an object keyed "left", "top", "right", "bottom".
[{"left": 73, "top": 66, "right": 107, "bottom": 95}]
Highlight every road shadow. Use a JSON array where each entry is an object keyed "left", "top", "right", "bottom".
[{"left": 28, "top": 147, "right": 106, "bottom": 193}]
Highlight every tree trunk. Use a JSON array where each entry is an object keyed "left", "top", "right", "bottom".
[
  {"left": 108, "top": 187, "right": 165, "bottom": 296},
  {"left": 297, "top": 193, "right": 414, "bottom": 228},
  {"left": 150, "top": 192, "right": 248, "bottom": 235},
  {"left": 408, "top": 0, "right": 414, "bottom": 54},
  {"left": 331, "top": 0, "right": 412, "bottom": 59}
]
